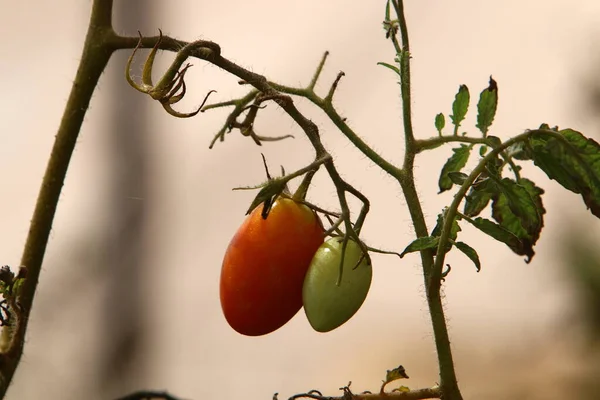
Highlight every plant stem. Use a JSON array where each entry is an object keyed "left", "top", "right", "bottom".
[
  {"left": 397, "top": 174, "right": 462, "bottom": 399},
  {"left": 393, "top": 0, "right": 415, "bottom": 156},
  {"left": 392, "top": 1, "right": 463, "bottom": 398},
  {"left": 415, "top": 135, "right": 489, "bottom": 152},
  {"left": 0, "top": 0, "right": 116, "bottom": 396}
]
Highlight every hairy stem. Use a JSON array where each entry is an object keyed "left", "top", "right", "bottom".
[
  {"left": 392, "top": 1, "right": 463, "bottom": 399},
  {"left": 393, "top": 0, "right": 415, "bottom": 158},
  {"left": 415, "top": 135, "right": 489, "bottom": 152},
  {"left": 0, "top": 0, "right": 116, "bottom": 396}
]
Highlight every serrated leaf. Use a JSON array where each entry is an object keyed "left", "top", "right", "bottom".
[
  {"left": 463, "top": 178, "right": 498, "bottom": 217},
  {"left": 454, "top": 241, "right": 481, "bottom": 271},
  {"left": 521, "top": 129, "right": 600, "bottom": 218},
  {"left": 438, "top": 145, "right": 472, "bottom": 193},
  {"left": 400, "top": 236, "right": 440, "bottom": 257},
  {"left": 431, "top": 213, "right": 461, "bottom": 252},
  {"left": 493, "top": 178, "right": 543, "bottom": 234},
  {"left": 435, "top": 113, "right": 445, "bottom": 135},
  {"left": 377, "top": 62, "right": 400, "bottom": 76},
  {"left": 476, "top": 76, "right": 498, "bottom": 136},
  {"left": 450, "top": 85, "right": 470, "bottom": 129},
  {"left": 431, "top": 213, "right": 461, "bottom": 240},
  {"left": 448, "top": 171, "right": 468, "bottom": 185},
  {"left": 468, "top": 217, "right": 534, "bottom": 262},
  {"left": 484, "top": 156, "right": 503, "bottom": 180}
]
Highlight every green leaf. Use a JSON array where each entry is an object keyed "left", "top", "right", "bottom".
[
  {"left": 454, "top": 241, "right": 481, "bottom": 272},
  {"left": 479, "top": 145, "right": 488, "bottom": 156},
  {"left": 431, "top": 213, "right": 462, "bottom": 239},
  {"left": 385, "top": 365, "right": 410, "bottom": 383},
  {"left": 448, "top": 171, "right": 468, "bottom": 185},
  {"left": 435, "top": 113, "right": 445, "bottom": 135},
  {"left": 493, "top": 178, "right": 543, "bottom": 234},
  {"left": 450, "top": 85, "right": 470, "bottom": 129},
  {"left": 487, "top": 135, "right": 502, "bottom": 148},
  {"left": 431, "top": 213, "right": 461, "bottom": 252},
  {"left": 400, "top": 236, "right": 440, "bottom": 258},
  {"left": 438, "top": 145, "right": 472, "bottom": 193},
  {"left": 463, "top": 178, "right": 498, "bottom": 217},
  {"left": 490, "top": 179, "right": 544, "bottom": 263},
  {"left": 377, "top": 62, "right": 400, "bottom": 76},
  {"left": 467, "top": 217, "right": 534, "bottom": 262},
  {"left": 522, "top": 129, "right": 600, "bottom": 218},
  {"left": 476, "top": 76, "right": 498, "bottom": 136}
]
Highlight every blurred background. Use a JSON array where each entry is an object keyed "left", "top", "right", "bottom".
[{"left": 1, "top": 0, "right": 600, "bottom": 399}]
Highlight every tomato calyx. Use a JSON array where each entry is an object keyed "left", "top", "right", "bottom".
[{"left": 233, "top": 154, "right": 331, "bottom": 219}]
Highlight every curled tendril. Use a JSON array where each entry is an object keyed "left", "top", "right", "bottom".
[{"left": 126, "top": 30, "right": 216, "bottom": 118}]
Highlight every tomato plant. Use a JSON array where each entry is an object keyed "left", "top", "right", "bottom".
[
  {"left": 220, "top": 197, "right": 324, "bottom": 336},
  {"left": 303, "top": 237, "right": 372, "bottom": 332},
  {"left": 9, "top": 0, "right": 600, "bottom": 399}
]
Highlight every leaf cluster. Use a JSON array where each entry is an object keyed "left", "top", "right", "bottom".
[{"left": 401, "top": 79, "right": 600, "bottom": 273}]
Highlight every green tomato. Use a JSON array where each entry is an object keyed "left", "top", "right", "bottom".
[{"left": 302, "top": 237, "right": 372, "bottom": 332}]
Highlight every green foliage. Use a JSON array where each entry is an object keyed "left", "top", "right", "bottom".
[
  {"left": 431, "top": 212, "right": 461, "bottom": 250},
  {"left": 429, "top": 78, "right": 600, "bottom": 267},
  {"left": 400, "top": 236, "right": 439, "bottom": 257},
  {"left": 435, "top": 113, "right": 445, "bottom": 135},
  {"left": 467, "top": 217, "right": 534, "bottom": 262},
  {"left": 476, "top": 77, "right": 498, "bottom": 136},
  {"left": 447, "top": 171, "right": 468, "bottom": 185},
  {"left": 454, "top": 241, "right": 481, "bottom": 272},
  {"left": 491, "top": 178, "right": 545, "bottom": 249},
  {"left": 438, "top": 145, "right": 472, "bottom": 193},
  {"left": 450, "top": 85, "right": 470, "bottom": 133},
  {"left": 518, "top": 127, "right": 600, "bottom": 218},
  {"left": 450, "top": 85, "right": 471, "bottom": 135},
  {"left": 493, "top": 178, "right": 543, "bottom": 233},
  {"left": 377, "top": 61, "right": 400, "bottom": 76},
  {"left": 463, "top": 178, "right": 496, "bottom": 217},
  {"left": 384, "top": 365, "right": 410, "bottom": 383}
]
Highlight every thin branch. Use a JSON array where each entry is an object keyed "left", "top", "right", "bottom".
[
  {"left": 391, "top": 0, "right": 416, "bottom": 164},
  {"left": 286, "top": 387, "right": 441, "bottom": 400},
  {"left": 324, "top": 72, "right": 345, "bottom": 104},
  {"left": 308, "top": 51, "right": 330, "bottom": 91},
  {"left": 112, "top": 30, "right": 404, "bottom": 180},
  {"left": 415, "top": 135, "right": 489, "bottom": 152},
  {"left": 270, "top": 81, "right": 404, "bottom": 179},
  {"left": 114, "top": 385, "right": 441, "bottom": 400}
]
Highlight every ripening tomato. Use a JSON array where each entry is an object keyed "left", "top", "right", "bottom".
[
  {"left": 220, "top": 197, "right": 324, "bottom": 336},
  {"left": 302, "top": 237, "right": 372, "bottom": 332}
]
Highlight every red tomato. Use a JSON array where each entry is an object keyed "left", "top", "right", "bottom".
[{"left": 220, "top": 197, "right": 324, "bottom": 336}]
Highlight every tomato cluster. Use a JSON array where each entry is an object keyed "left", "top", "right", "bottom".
[{"left": 220, "top": 197, "right": 372, "bottom": 336}]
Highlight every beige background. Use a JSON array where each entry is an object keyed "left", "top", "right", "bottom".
[{"left": 1, "top": 1, "right": 600, "bottom": 399}]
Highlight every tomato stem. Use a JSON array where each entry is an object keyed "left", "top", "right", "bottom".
[{"left": 292, "top": 169, "right": 316, "bottom": 201}]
